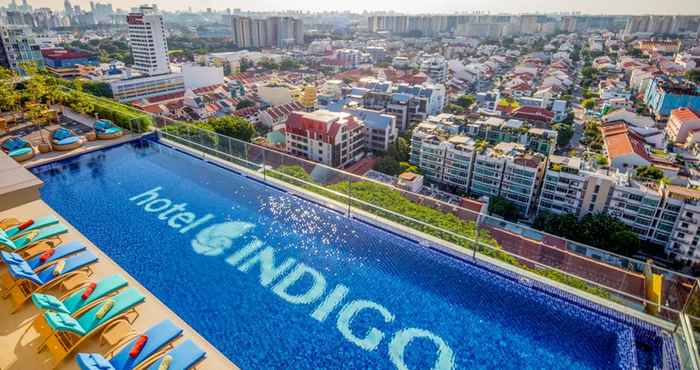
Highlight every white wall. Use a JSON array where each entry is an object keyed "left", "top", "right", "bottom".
[{"left": 182, "top": 65, "right": 224, "bottom": 91}]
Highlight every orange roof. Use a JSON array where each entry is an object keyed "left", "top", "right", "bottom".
[
  {"left": 601, "top": 123, "right": 650, "bottom": 162},
  {"left": 671, "top": 108, "right": 700, "bottom": 123}
]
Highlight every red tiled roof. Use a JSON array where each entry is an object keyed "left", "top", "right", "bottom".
[{"left": 601, "top": 123, "right": 651, "bottom": 162}]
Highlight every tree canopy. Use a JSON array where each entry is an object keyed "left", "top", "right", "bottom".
[
  {"left": 533, "top": 212, "right": 641, "bottom": 256},
  {"left": 205, "top": 116, "right": 256, "bottom": 142},
  {"left": 635, "top": 165, "right": 664, "bottom": 181},
  {"left": 488, "top": 196, "right": 520, "bottom": 221}
]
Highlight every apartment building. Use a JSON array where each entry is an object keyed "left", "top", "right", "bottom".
[
  {"left": 341, "top": 107, "right": 396, "bottom": 152},
  {"left": 665, "top": 108, "right": 700, "bottom": 148},
  {"left": 489, "top": 143, "right": 545, "bottom": 217},
  {"left": 643, "top": 77, "right": 700, "bottom": 120},
  {"left": 419, "top": 54, "right": 448, "bottom": 83},
  {"left": 538, "top": 156, "right": 614, "bottom": 218},
  {"left": 359, "top": 81, "right": 446, "bottom": 132},
  {"left": 226, "top": 15, "right": 303, "bottom": 49},
  {"left": 285, "top": 110, "right": 365, "bottom": 168},
  {"left": 410, "top": 119, "right": 475, "bottom": 191},
  {"left": 665, "top": 186, "right": 700, "bottom": 264},
  {"left": 607, "top": 173, "right": 671, "bottom": 246},
  {"left": 0, "top": 24, "right": 43, "bottom": 72},
  {"left": 464, "top": 117, "right": 557, "bottom": 155},
  {"left": 127, "top": 6, "right": 169, "bottom": 76}
]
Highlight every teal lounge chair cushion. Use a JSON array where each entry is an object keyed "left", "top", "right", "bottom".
[
  {"left": 102, "top": 127, "right": 122, "bottom": 135},
  {"left": 2, "top": 223, "right": 68, "bottom": 250},
  {"left": 45, "top": 288, "right": 144, "bottom": 336},
  {"left": 31, "top": 293, "right": 66, "bottom": 312},
  {"left": 1, "top": 215, "right": 60, "bottom": 239},
  {"left": 95, "top": 120, "right": 113, "bottom": 130},
  {"left": 55, "top": 136, "right": 80, "bottom": 146},
  {"left": 31, "top": 274, "right": 127, "bottom": 315},
  {"left": 77, "top": 288, "right": 145, "bottom": 333},
  {"left": 45, "top": 311, "right": 87, "bottom": 336},
  {"left": 53, "top": 128, "right": 72, "bottom": 141},
  {"left": 9, "top": 147, "right": 31, "bottom": 157},
  {"left": 2, "top": 137, "right": 24, "bottom": 151},
  {"left": 61, "top": 274, "right": 128, "bottom": 314}
]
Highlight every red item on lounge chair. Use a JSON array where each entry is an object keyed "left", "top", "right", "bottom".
[
  {"left": 129, "top": 335, "right": 149, "bottom": 358},
  {"left": 18, "top": 219, "right": 34, "bottom": 230},
  {"left": 39, "top": 248, "right": 55, "bottom": 263},
  {"left": 81, "top": 282, "right": 97, "bottom": 300}
]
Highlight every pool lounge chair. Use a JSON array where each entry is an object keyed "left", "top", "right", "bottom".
[
  {"left": 75, "top": 319, "right": 183, "bottom": 370},
  {"left": 95, "top": 120, "right": 124, "bottom": 140},
  {"left": 40, "top": 288, "right": 145, "bottom": 367},
  {"left": 30, "top": 274, "right": 129, "bottom": 340},
  {"left": 0, "top": 223, "right": 68, "bottom": 256},
  {"left": 0, "top": 215, "right": 60, "bottom": 239},
  {"left": 1, "top": 136, "right": 35, "bottom": 162},
  {"left": 0, "top": 240, "right": 87, "bottom": 287},
  {"left": 2, "top": 250, "right": 98, "bottom": 312},
  {"left": 51, "top": 127, "right": 83, "bottom": 151}
]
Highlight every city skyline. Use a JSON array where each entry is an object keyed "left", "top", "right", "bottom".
[{"left": 4, "top": 0, "right": 700, "bottom": 15}]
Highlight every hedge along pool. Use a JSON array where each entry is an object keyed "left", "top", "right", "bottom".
[{"left": 31, "top": 138, "right": 675, "bottom": 370}]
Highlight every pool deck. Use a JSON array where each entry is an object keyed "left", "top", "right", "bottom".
[{"left": 0, "top": 146, "right": 238, "bottom": 369}]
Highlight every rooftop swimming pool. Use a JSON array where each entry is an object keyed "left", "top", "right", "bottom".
[{"left": 32, "top": 138, "right": 677, "bottom": 370}]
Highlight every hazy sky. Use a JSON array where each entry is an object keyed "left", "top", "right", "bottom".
[{"left": 13, "top": 0, "right": 700, "bottom": 14}]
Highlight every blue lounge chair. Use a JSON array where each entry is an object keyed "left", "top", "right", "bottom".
[
  {"left": 142, "top": 339, "right": 206, "bottom": 370},
  {"left": 1, "top": 240, "right": 86, "bottom": 270},
  {"left": 41, "top": 288, "right": 146, "bottom": 366},
  {"left": 30, "top": 274, "right": 129, "bottom": 340},
  {"left": 51, "top": 127, "right": 83, "bottom": 151},
  {"left": 0, "top": 223, "right": 68, "bottom": 253},
  {"left": 0, "top": 240, "right": 86, "bottom": 289},
  {"left": 0, "top": 215, "right": 60, "bottom": 240},
  {"left": 1, "top": 136, "right": 35, "bottom": 162},
  {"left": 94, "top": 120, "right": 124, "bottom": 140},
  {"left": 3, "top": 250, "right": 98, "bottom": 311},
  {"left": 75, "top": 319, "right": 183, "bottom": 370}
]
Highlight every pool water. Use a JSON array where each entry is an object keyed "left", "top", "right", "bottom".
[{"left": 32, "top": 139, "right": 670, "bottom": 370}]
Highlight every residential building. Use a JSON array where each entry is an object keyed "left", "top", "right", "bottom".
[
  {"left": 127, "top": 6, "right": 169, "bottom": 76},
  {"left": 410, "top": 120, "right": 476, "bottom": 192},
  {"left": 226, "top": 15, "right": 303, "bottom": 49},
  {"left": 464, "top": 117, "right": 557, "bottom": 155},
  {"left": 285, "top": 110, "right": 365, "bottom": 168},
  {"left": 358, "top": 79, "right": 446, "bottom": 131},
  {"left": 342, "top": 107, "right": 396, "bottom": 152},
  {"left": 0, "top": 25, "right": 42, "bottom": 72},
  {"left": 665, "top": 186, "right": 700, "bottom": 264},
  {"left": 601, "top": 123, "right": 651, "bottom": 172},
  {"left": 537, "top": 156, "right": 614, "bottom": 218},
  {"left": 419, "top": 54, "right": 448, "bottom": 83},
  {"left": 665, "top": 108, "right": 700, "bottom": 148},
  {"left": 643, "top": 77, "right": 700, "bottom": 120},
  {"left": 470, "top": 142, "right": 545, "bottom": 217},
  {"left": 606, "top": 172, "right": 670, "bottom": 246},
  {"left": 110, "top": 73, "right": 185, "bottom": 102}
]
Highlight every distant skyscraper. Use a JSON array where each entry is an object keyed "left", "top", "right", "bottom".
[
  {"left": 64, "top": 0, "right": 73, "bottom": 16},
  {"left": 226, "top": 15, "right": 303, "bottom": 49},
  {"left": 127, "top": 5, "right": 170, "bottom": 76}
]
